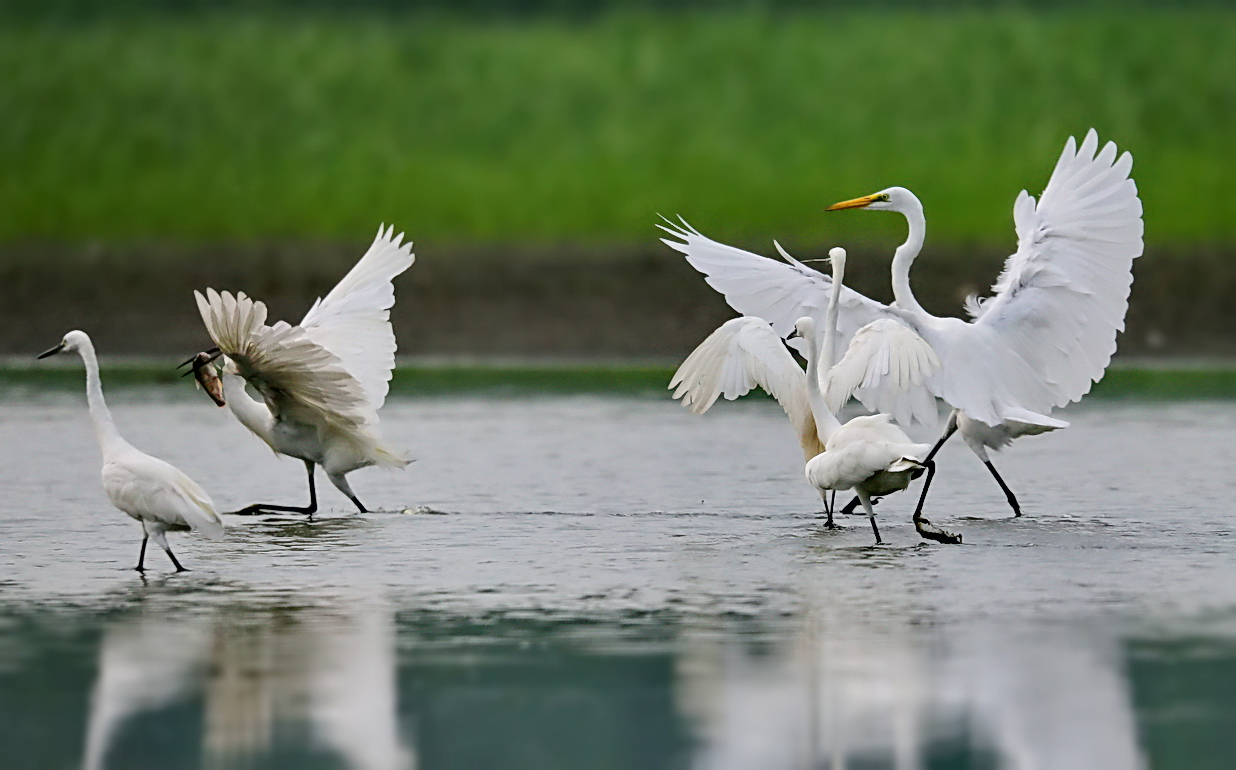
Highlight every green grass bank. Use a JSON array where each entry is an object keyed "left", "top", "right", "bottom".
[
  {"left": 7, "top": 360, "right": 1236, "bottom": 401},
  {"left": 2, "top": 8, "right": 1233, "bottom": 246}
]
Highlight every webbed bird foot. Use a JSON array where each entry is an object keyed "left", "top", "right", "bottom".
[{"left": 914, "top": 517, "right": 962, "bottom": 545}]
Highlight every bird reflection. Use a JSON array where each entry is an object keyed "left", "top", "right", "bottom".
[
  {"left": 81, "top": 592, "right": 412, "bottom": 770},
  {"left": 675, "top": 590, "right": 1144, "bottom": 769}
]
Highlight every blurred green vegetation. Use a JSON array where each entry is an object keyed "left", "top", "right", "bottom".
[
  {"left": 8, "top": 361, "right": 1236, "bottom": 399},
  {"left": 1, "top": 8, "right": 1232, "bottom": 246}
]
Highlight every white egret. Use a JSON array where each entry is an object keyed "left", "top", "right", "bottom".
[
  {"left": 38, "top": 331, "right": 224, "bottom": 572},
  {"left": 671, "top": 248, "right": 960, "bottom": 544},
  {"left": 189, "top": 224, "right": 414, "bottom": 515},
  {"left": 664, "top": 129, "right": 1142, "bottom": 517}
]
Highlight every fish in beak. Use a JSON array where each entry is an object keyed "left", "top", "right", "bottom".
[{"left": 188, "top": 351, "right": 226, "bottom": 407}]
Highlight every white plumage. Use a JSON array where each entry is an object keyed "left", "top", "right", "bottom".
[
  {"left": 39, "top": 330, "right": 223, "bottom": 572},
  {"left": 192, "top": 224, "right": 414, "bottom": 515},
  {"left": 671, "top": 248, "right": 961, "bottom": 544},
  {"left": 671, "top": 315, "right": 825, "bottom": 463},
  {"left": 664, "top": 129, "right": 1141, "bottom": 516}
]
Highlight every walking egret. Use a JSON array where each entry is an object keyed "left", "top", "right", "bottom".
[
  {"left": 671, "top": 248, "right": 960, "bottom": 544},
  {"left": 39, "top": 331, "right": 223, "bottom": 572},
  {"left": 188, "top": 224, "right": 414, "bottom": 515},
  {"left": 664, "top": 129, "right": 1142, "bottom": 517}
]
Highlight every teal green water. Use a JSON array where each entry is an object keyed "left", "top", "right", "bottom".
[{"left": 1, "top": 392, "right": 1235, "bottom": 768}]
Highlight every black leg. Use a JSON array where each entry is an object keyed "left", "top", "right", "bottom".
[
  {"left": 984, "top": 460, "right": 1022, "bottom": 517},
  {"left": 909, "top": 415, "right": 960, "bottom": 518},
  {"left": 840, "top": 496, "right": 861, "bottom": 516},
  {"left": 327, "top": 472, "right": 368, "bottom": 513},
  {"left": 912, "top": 460, "right": 935, "bottom": 523},
  {"left": 230, "top": 460, "right": 318, "bottom": 516},
  {"left": 912, "top": 460, "right": 963, "bottom": 544},
  {"left": 925, "top": 412, "right": 960, "bottom": 462},
  {"left": 822, "top": 490, "right": 837, "bottom": 528},
  {"left": 164, "top": 546, "right": 187, "bottom": 573},
  {"left": 135, "top": 535, "right": 148, "bottom": 573},
  {"left": 856, "top": 491, "right": 882, "bottom": 545}
]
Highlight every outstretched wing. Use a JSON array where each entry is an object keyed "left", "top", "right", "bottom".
[
  {"left": 300, "top": 224, "right": 415, "bottom": 414},
  {"left": 660, "top": 218, "right": 893, "bottom": 343},
  {"left": 972, "top": 129, "right": 1142, "bottom": 405},
  {"left": 663, "top": 218, "right": 945, "bottom": 426},
  {"left": 824, "top": 318, "right": 941, "bottom": 426},
  {"left": 195, "top": 288, "right": 372, "bottom": 433},
  {"left": 670, "top": 316, "right": 824, "bottom": 459}
]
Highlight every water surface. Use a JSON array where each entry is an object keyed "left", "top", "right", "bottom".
[{"left": 1, "top": 390, "right": 1234, "bottom": 769}]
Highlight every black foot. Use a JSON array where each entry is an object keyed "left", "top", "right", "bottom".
[
  {"left": 229, "top": 503, "right": 316, "bottom": 516},
  {"left": 134, "top": 565, "right": 146, "bottom": 573},
  {"left": 915, "top": 518, "right": 963, "bottom": 545},
  {"left": 166, "top": 550, "right": 187, "bottom": 572}
]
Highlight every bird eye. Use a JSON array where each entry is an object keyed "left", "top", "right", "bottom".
[{"left": 878, "top": 193, "right": 891, "bottom": 202}]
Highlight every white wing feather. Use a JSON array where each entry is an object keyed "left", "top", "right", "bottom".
[
  {"left": 667, "top": 129, "right": 1141, "bottom": 428},
  {"left": 104, "top": 453, "right": 224, "bottom": 539},
  {"left": 300, "top": 224, "right": 415, "bottom": 414},
  {"left": 660, "top": 219, "right": 923, "bottom": 422},
  {"left": 824, "top": 318, "right": 940, "bottom": 426},
  {"left": 670, "top": 317, "right": 824, "bottom": 459},
  {"left": 806, "top": 415, "right": 929, "bottom": 491},
  {"left": 659, "top": 219, "right": 891, "bottom": 341},
  {"left": 195, "top": 288, "right": 372, "bottom": 434},
  {"left": 965, "top": 129, "right": 1143, "bottom": 407}
]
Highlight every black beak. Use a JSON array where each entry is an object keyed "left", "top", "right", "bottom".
[
  {"left": 37, "top": 343, "right": 64, "bottom": 359},
  {"left": 181, "top": 349, "right": 222, "bottom": 378},
  {"left": 178, "top": 347, "right": 220, "bottom": 370}
]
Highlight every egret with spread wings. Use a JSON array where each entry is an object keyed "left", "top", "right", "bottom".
[
  {"left": 40, "top": 331, "right": 224, "bottom": 572},
  {"left": 188, "top": 225, "right": 414, "bottom": 516},
  {"left": 664, "top": 130, "right": 1142, "bottom": 517},
  {"left": 671, "top": 248, "right": 960, "bottom": 545}
]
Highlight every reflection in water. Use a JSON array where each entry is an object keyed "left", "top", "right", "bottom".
[
  {"left": 69, "top": 592, "right": 1151, "bottom": 769},
  {"left": 676, "top": 596, "right": 1145, "bottom": 769},
  {"left": 81, "top": 593, "right": 411, "bottom": 770},
  {"left": 0, "top": 591, "right": 1232, "bottom": 768},
  {"left": 3, "top": 398, "right": 1236, "bottom": 768}
]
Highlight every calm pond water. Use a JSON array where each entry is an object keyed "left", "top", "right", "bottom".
[{"left": 1, "top": 388, "right": 1234, "bottom": 769}]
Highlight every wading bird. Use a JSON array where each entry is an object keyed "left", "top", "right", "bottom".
[
  {"left": 39, "top": 331, "right": 224, "bottom": 572},
  {"left": 188, "top": 225, "right": 414, "bottom": 516},
  {"left": 664, "top": 130, "right": 1142, "bottom": 517},
  {"left": 671, "top": 248, "right": 960, "bottom": 544}
]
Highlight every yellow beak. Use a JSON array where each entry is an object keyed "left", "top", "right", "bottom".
[{"left": 827, "top": 193, "right": 881, "bottom": 211}]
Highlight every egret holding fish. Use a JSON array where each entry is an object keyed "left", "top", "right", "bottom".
[{"left": 188, "top": 225, "right": 414, "bottom": 516}]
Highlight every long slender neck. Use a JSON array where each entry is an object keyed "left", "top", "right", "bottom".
[
  {"left": 822, "top": 257, "right": 844, "bottom": 372},
  {"left": 803, "top": 328, "right": 841, "bottom": 442},
  {"left": 76, "top": 339, "right": 126, "bottom": 455},
  {"left": 891, "top": 197, "right": 929, "bottom": 318},
  {"left": 222, "top": 373, "right": 276, "bottom": 445}
]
